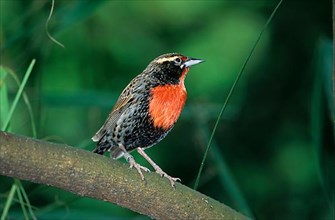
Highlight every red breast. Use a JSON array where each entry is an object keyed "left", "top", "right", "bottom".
[{"left": 149, "top": 68, "right": 189, "bottom": 130}]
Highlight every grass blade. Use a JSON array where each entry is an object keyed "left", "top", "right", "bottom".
[
  {"left": 15, "top": 181, "right": 29, "bottom": 220},
  {"left": 2, "top": 59, "right": 36, "bottom": 131},
  {"left": 16, "top": 180, "right": 37, "bottom": 220},
  {"left": 3, "top": 66, "right": 37, "bottom": 137},
  {"left": 46, "top": 0, "right": 65, "bottom": 48},
  {"left": 194, "top": 0, "right": 284, "bottom": 190},
  {"left": 1, "top": 184, "right": 17, "bottom": 220},
  {"left": 0, "top": 68, "right": 9, "bottom": 128}
]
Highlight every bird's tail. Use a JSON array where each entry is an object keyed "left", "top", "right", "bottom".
[
  {"left": 92, "top": 146, "right": 107, "bottom": 155},
  {"left": 93, "top": 145, "right": 108, "bottom": 155},
  {"left": 92, "top": 137, "right": 125, "bottom": 159},
  {"left": 92, "top": 138, "right": 113, "bottom": 155}
]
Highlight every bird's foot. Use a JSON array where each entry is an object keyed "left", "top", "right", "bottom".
[
  {"left": 155, "top": 167, "right": 181, "bottom": 188},
  {"left": 136, "top": 147, "right": 180, "bottom": 188},
  {"left": 127, "top": 156, "right": 151, "bottom": 180}
]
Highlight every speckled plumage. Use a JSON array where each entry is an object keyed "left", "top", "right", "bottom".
[{"left": 92, "top": 53, "right": 204, "bottom": 187}]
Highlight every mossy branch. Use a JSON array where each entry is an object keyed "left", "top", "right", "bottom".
[{"left": 0, "top": 131, "right": 249, "bottom": 219}]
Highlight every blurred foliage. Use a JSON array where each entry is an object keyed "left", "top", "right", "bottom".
[{"left": 0, "top": 0, "right": 334, "bottom": 219}]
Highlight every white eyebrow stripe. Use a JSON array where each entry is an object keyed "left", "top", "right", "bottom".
[{"left": 155, "top": 56, "right": 180, "bottom": 64}]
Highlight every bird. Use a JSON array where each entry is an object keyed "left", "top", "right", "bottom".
[{"left": 92, "top": 53, "right": 204, "bottom": 187}]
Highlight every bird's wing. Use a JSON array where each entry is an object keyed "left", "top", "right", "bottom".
[{"left": 91, "top": 91, "right": 134, "bottom": 142}]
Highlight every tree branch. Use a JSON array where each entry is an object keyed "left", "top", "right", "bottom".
[{"left": 0, "top": 131, "right": 249, "bottom": 219}]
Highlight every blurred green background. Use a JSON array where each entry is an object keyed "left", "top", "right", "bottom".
[{"left": 1, "top": 0, "right": 334, "bottom": 219}]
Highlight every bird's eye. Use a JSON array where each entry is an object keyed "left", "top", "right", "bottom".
[{"left": 174, "top": 57, "right": 182, "bottom": 66}]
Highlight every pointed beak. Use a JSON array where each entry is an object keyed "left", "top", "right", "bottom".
[{"left": 182, "top": 58, "right": 205, "bottom": 68}]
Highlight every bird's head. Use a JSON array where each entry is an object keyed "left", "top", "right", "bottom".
[{"left": 145, "top": 53, "right": 204, "bottom": 85}]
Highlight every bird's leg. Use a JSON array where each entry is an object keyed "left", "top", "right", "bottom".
[
  {"left": 137, "top": 147, "right": 181, "bottom": 188},
  {"left": 119, "top": 145, "right": 150, "bottom": 180}
]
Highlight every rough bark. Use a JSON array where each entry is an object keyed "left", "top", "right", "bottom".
[{"left": 0, "top": 131, "right": 249, "bottom": 220}]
